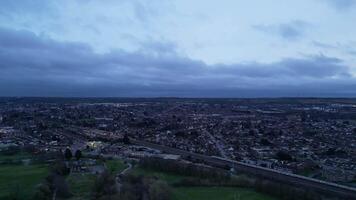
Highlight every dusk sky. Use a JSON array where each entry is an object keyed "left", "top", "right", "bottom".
[{"left": 1, "top": 0, "right": 356, "bottom": 97}]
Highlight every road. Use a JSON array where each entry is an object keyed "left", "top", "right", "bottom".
[
  {"left": 115, "top": 162, "right": 132, "bottom": 193},
  {"left": 120, "top": 162, "right": 132, "bottom": 176},
  {"left": 204, "top": 129, "right": 228, "bottom": 158}
]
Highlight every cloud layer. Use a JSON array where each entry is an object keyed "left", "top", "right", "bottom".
[
  {"left": 321, "top": 0, "right": 356, "bottom": 10},
  {"left": 253, "top": 21, "right": 310, "bottom": 41},
  {"left": 0, "top": 27, "right": 355, "bottom": 97}
]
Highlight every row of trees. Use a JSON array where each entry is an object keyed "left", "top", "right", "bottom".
[
  {"left": 253, "top": 178, "right": 323, "bottom": 200},
  {"left": 92, "top": 170, "right": 118, "bottom": 199},
  {"left": 34, "top": 160, "right": 71, "bottom": 199},
  {"left": 140, "top": 157, "right": 230, "bottom": 182},
  {"left": 64, "top": 148, "right": 82, "bottom": 161},
  {"left": 33, "top": 148, "right": 82, "bottom": 200},
  {"left": 139, "top": 157, "right": 328, "bottom": 200},
  {"left": 91, "top": 170, "right": 172, "bottom": 200}
]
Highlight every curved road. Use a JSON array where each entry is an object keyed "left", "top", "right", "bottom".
[{"left": 115, "top": 162, "right": 132, "bottom": 193}]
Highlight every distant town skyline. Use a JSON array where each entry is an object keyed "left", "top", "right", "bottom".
[{"left": 0, "top": 0, "right": 356, "bottom": 97}]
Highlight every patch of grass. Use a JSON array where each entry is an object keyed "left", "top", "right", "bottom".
[
  {"left": 297, "top": 168, "right": 318, "bottom": 177},
  {"left": 133, "top": 165, "right": 279, "bottom": 200},
  {"left": 131, "top": 167, "right": 187, "bottom": 184},
  {"left": 173, "top": 187, "right": 277, "bottom": 200},
  {"left": 0, "top": 163, "right": 48, "bottom": 200},
  {"left": 106, "top": 159, "right": 126, "bottom": 174},
  {"left": 0, "top": 151, "right": 33, "bottom": 163},
  {"left": 67, "top": 174, "right": 96, "bottom": 200},
  {"left": 66, "top": 159, "right": 126, "bottom": 199}
]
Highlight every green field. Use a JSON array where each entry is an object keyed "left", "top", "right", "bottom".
[
  {"left": 131, "top": 167, "right": 187, "bottom": 184},
  {"left": 0, "top": 152, "right": 33, "bottom": 163},
  {"left": 173, "top": 187, "right": 276, "bottom": 200},
  {"left": 106, "top": 159, "right": 126, "bottom": 174},
  {"left": 132, "top": 166, "right": 277, "bottom": 200},
  {"left": 0, "top": 163, "right": 48, "bottom": 200},
  {"left": 0, "top": 156, "right": 125, "bottom": 200},
  {"left": 0, "top": 155, "right": 278, "bottom": 200},
  {"left": 67, "top": 159, "right": 126, "bottom": 199},
  {"left": 67, "top": 174, "right": 96, "bottom": 200}
]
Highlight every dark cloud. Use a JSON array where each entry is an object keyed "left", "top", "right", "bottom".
[
  {"left": 0, "top": 27, "right": 355, "bottom": 97},
  {"left": 253, "top": 21, "right": 310, "bottom": 41},
  {"left": 217, "top": 55, "right": 349, "bottom": 78}
]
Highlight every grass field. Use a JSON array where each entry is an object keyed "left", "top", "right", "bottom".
[
  {"left": 0, "top": 152, "right": 33, "bottom": 163},
  {"left": 0, "top": 163, "right": 48, "bottom": 200},
  {"left": 67, "top": 159, "right": 126, "bottom": 199},
  {"left": 132, "top": 166, "right": 277, "bottom": 200},
  {"left": 67, "top": 173, "right": 96, "bottom": 200},
  {"left": 0, "top": 156, "right": 126, "bottom": 200},
  {"left": 131, "top": 167, "right": 187, "bottom": 184},
  {"left": 106, "top": 159, "right": 126, "bottom": 174},
  {"left": 0, "top": 155, "right": 278, "bottom": 200},
  {"left": 173, "top": 187, "right": 276, "bottom": 200}
]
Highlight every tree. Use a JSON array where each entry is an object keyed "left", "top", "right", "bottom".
[
  {"left": 148, "top": 180, "right": 172, "bottom": 200},
  {"left": 1, "top": 145, "right": 20, "bottom": 156},
  {"left": 119, "top": 175, "right": 172, "bottom": 200},
  {"left": 75, "top": 150, "right": 82, "bottom": 160},
  {"left": 43, "top": 173, "right": 71, "bottom": 199},
  {"left": 123, "top": 134, "right": 130, "bottom": 145},
  {"left": 52, "top": 175, "right": 71, "bottom": 198},
  {"left": 301, "top": 112, "right": 307, "bottom": 122},
  {"left": 35, "top": 174, "right": 70, "bottom": 200},
  {"left": 92, "top": 170, "right": 117, "bottom": 199},
  {"left": 260, "top": 138, "right": 272, "bottom": 146},
  {"left": 33, "top": 183, "right": 52, "bottom": 200},
  {"left": 24, "top": 144, "right": 37, "bottom": 153},
  {"left": 51, "top": 160, "right": 70, "bottom": 176},
  {"left": 64, "top": 148, "right": 72, "bottom": 161},
  {"left": 276, "top": 151, "right": 293, "bottom": 161}
]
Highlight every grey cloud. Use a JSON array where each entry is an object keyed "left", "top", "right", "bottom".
[
  {"left": 131, "top": 1, "right": 154, "bottom": 23},
  {"left": 312, "top": 41, "right": 356, "bottom": 56},
  {"left": 0, "top": 0, "right": 57, "bottom": 20},
  {"left": 138, "top": 39, "right": 179, "bottom": 55},
  {"left": 100, "top": 0, "right": 167, "bottom": 24},
  {"left": 320, "top": 0, "right": 356, "bottom": 10},
  {"left": 253, "top": 21, "right": 310, "bottom": 41},
  {"left": 216, "top": 55, "right": 350, "bottom": 79},
  {"left": 277, "top": 55, "right": 350, "bottom": 77},
  {"left": 0, "top": 27, "right": 355, "bottom": 97},
  {"left": 312, "top": 41, "right": 337, "bottom": 49}
]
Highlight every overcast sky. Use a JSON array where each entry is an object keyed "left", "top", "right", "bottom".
[{"left": 0, "top": 0, "right": 356, "bottom": 97}]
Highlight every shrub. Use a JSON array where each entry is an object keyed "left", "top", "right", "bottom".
[{"left": 148, "top": 180, "right": 172, "bottom": 200}]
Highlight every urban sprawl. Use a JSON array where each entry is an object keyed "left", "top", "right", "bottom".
[{"left": 1, "top": 98, "right": 355, "bottom": 185}]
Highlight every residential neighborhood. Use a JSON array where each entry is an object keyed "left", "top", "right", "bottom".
[{"left": 1, "top": 98, "right": 355, "bottom": 185}]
